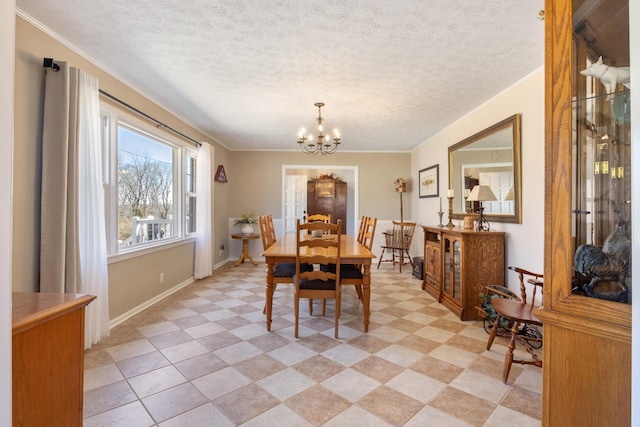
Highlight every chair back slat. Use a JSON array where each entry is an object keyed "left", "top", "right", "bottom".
[
  {"left": 356, "top": 215, "right": 368, "bottom": 243},
  {"left": 360, "top": 216, "right": 377, "bottom": 251},
  {"left": 385, "top": 221, "right": 416, "bottom": 249},
  {"left": 307, "top": 213, "right": 333, "bottom": 233},
  {"left": 307, "top": 213, "right": 331, "bottom": 224},
  {"left": 508, "top": 266, "right": 544, "bottom": 307},
  {"left": 258, "top": 214, "right": 277, "bottom": 250}
]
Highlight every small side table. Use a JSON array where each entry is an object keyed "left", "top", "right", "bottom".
[{"left": 231, "top": 233, "right": 260, "bottom": 266}]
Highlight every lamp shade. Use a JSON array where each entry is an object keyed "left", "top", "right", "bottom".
[
  {"left": 467, "top": 185, "right": 497, "bottom": 202},
  {"left": 504, "top": 186, "right": 514, "bottom": 201}
]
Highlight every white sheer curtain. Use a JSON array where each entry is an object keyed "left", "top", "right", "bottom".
[
  {"left": 41, "top": 62, "right": 109, "bottom": 348},
  {"left": 194, "top": 143, "right": 213, "bottom": 279}
]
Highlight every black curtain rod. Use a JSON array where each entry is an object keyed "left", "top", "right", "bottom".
[
  {"left": 43, "top": 57, "right": 202, "bottom": 148},
  {"left": 98, "top": 90, "right": 202, "bottom": 147}
]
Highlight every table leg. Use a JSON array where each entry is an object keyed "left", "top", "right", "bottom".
[
  {"left": 246, "top": 247, "right": 258, "bottom": 265},
  {"left": 235, "top": 252, "right": 245, "bottom": 266},
  {"left": 265, "top": 261, "right": 275, "bottom": 331},
  {"left": 235, "top": 239, "right": 258, "bottom": 266},
  {"left": 362, "top": 263, "right": 371, "bottom": 332}
]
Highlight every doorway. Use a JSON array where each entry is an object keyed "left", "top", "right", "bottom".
[{"left": 283, "top": 165, "right": 359, "bottom": 235}]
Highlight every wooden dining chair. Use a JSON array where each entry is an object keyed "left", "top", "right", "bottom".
[
  {"left": 258, "top": 214, "right": 312, "bottom": 315},
  {"left": 377, "top": 221, "right": 416, "bottom": 272},
  {"left": 322, "top": 216, "right": 377, "bottom": 302},
  {"left": 486, "top": 266, "right": 544, "bottom": 383},
  {"left": 294, "top": 219, "right": 342, "bottom": 338}
]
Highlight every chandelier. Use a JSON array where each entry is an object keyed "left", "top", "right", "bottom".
[{"left": 297, "top": 102, "right": 341, "bottom": 155}]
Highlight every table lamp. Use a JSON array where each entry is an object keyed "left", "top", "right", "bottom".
[{"left": 466, "top": 185, "right": 497, "bottom": 231}]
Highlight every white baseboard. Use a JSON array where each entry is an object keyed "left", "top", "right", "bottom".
[
  {"left": 109, "top": 277, "right": 195, "bottom": 329},
  {"left": 214, "top": 258, "right": 230, "bottom": 270}
]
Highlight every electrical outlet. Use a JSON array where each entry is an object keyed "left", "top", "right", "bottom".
[{"left": 160, "top": 273, "right": 164, "bottom": 283}]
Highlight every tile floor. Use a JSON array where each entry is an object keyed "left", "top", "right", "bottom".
[{"left": 83, "top": 262, "right": 542, "bottom": 426}]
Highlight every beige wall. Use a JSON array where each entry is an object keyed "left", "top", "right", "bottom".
[
  {"left": 13, "top": 16, "right": 230, "bottom": 319},
  {"left": 108, "top": 242, "right": 195, "bottom": 319},
  {"left": 412, "top": 68, "right": 546, "bottom": 285},
  {"left": 227, "top": 151, "right": 411, "bottom": 226}
]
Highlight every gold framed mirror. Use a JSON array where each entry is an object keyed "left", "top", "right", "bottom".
[{"left": 448, "top": 114, "right": 522, "bottom": 224}]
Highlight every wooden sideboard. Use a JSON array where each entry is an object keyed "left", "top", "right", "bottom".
[
  {"left": 422, "top": 226, "right": 505, "bottom": 321},
  {"left": 12, "top": 292, "right": 96, "bottom": 427}
]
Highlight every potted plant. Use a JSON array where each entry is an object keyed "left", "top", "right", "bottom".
[{"left": 234, "top": 212, "right": 258, "bottom": 235}]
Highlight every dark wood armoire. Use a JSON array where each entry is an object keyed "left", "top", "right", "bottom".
[{"left": 307, "top": 179, "right": 347, "bottom": 232}]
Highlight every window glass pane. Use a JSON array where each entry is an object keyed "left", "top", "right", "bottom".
[
  {"left": 117, "top": 126, "right": 175, "bottom": 247},
  {"left": 185, "top": 155, "right": 196, "bottom": 234},
  {"left": 186, "top": 156, "right": 196, "bottom": 192},
  {"left": 186, "top": 195, "right": 196, "bottom": 234}
]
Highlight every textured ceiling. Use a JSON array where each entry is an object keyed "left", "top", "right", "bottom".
[{"left": 17, "top": 0, "right": 545, "bottom": 152}]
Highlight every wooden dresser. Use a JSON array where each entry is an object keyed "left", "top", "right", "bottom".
[
  {"left": 422, "top": 226, "right": 505, "bottom": 321},
  {"left": 12, "top": 292, "right": 96, "bottom": 427}
]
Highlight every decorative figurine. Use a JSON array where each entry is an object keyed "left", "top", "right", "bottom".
[
  {"left": 580, "top": 56, "right": 630, "bottom": 98},
  {"left": 574, "top": 212, "right": 630, "bottom": 302}
]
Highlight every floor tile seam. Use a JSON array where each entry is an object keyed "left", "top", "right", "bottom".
[
  {"left": 83, "top": 377, "right": 164, "bottom": 423},
  {"left": 84, "top": 264, "right": 541, "bottom": 424}
]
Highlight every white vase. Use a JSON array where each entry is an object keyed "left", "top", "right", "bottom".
[{"left": 241, "top": 224, "right": 254, "bottom": 235}]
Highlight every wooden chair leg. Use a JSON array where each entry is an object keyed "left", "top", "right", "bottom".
[
  {"left": 405, "top": 250, "right": 413, "bottom": 267},
  {"left": 355, "top": 285, "right": 363, "bottom": 300},
  {"left": 502, "top": 320, "right": 520, "bottom": 383},
  {"left": 308, "top": 298, "right": 313, "bottom": 315},
  {"left": 377, "top": 248, "right": 386, "bottom": 269},
  {"left": 294, "top": 293, "right": 300, "bottom": 338},
  {"left": 486, "top": 314, "right": 502, "bottom": 350},
  {"left": 334, "top": 287, "right": 341, "bottom": 339}
]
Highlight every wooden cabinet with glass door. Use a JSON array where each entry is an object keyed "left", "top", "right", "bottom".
[
  {"left": 539, "top": 0, "right": 632, "bottom": 425},
  {"left": 422, "top": 229, "right": 441, "bottom": 300},
  {"left": 422, "top": 226, "right": 505, "bottom": 321}
]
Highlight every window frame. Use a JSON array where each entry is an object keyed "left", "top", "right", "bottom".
[{"left": 100, "top": 103, "right": 197, "bottom": 261}]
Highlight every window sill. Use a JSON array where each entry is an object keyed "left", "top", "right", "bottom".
[{"left": 108, "top": 237, "right": 196, "bottom": 264}]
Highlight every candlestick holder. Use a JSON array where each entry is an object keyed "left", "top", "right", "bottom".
[
  {"left": 437, "top": 211, "right": 444, "bottom": 227},
  {"left": 446, "top": 197, "right": 454, "bottom": 227}
]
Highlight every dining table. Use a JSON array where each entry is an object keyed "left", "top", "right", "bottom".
[{"left": 261, "top": 232, "right": 375, "bottom": 333}]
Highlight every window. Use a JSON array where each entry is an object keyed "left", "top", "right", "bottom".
[
  {"left": 101, "top": 106, "right": 196, "bottom": 256},
  {"left": 185, "top": 153, "right": 197, "bottom": 234}
]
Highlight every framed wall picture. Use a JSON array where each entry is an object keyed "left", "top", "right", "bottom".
[
  {"left": 419, "top": 164, "right": 439, "bottom": 198},
  {"left": 214, "top": 165, "right": 227, "bottom": 183},
  {"left": 315, "top": 179, "right": 335, "bottom": 198}
]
